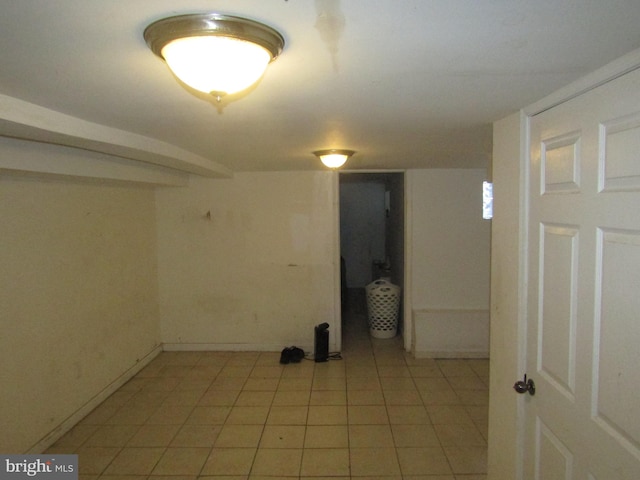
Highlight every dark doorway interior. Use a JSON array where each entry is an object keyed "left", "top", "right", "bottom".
[{"left": 339, "top": 172, "right": 405, "bottom": 346}]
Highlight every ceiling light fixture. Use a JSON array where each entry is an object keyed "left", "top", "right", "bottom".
[
  {"left": 313, "top": 149, "right": 355, "bottom": 169},
  {"left": 144, "top": 13, "right": 285, "bottom": 102}
]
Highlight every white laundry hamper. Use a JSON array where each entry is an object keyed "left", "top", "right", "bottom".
[{"left": 366, "top": 279, "right": 401, "bottom": 339}]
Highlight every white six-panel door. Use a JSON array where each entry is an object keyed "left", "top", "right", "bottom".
[{"left": 525, "top": 67, "right": 640, "bottom": 479}]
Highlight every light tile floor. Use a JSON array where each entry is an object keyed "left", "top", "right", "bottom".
[{"left": 48, "top": 297, "right": 489, "bottom": 479}]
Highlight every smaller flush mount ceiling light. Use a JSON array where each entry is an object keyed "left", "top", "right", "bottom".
[
  {"left": 144, "top": 13, "right": 285, "bottom": 101},
  {"left": 313, "top": 149, "right": 355, "bottom": 169}
]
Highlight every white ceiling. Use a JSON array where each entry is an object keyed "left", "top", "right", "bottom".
[{"left": 1, "top": 0, "right": 640, "bottom": 176}]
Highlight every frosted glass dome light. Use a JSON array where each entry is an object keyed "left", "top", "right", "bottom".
[
  {"left": 144, "top": 13, "right": 284, "bottom": 101},
  {"left": 313, "top": 149, "right": 356, "bottom": 169}
]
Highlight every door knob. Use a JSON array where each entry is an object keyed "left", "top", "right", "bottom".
[{"left": 513, "top": 374, "right": 535, "bottom": 396}]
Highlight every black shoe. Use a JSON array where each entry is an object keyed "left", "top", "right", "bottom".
[
  {"left": 289, "top": 347, "right": 305, "bottom": 363},
  {"left": 280, "top": 346, "right": 292, "bottom": 364},
  {"left": 280, "top": 346, "right": 305, "bottom": 364}
]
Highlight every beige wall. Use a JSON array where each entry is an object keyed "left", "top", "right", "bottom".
[
  {"left": 407, "top": 169, "right": 491, "bottom": 357},
  {"left": 156, "top": 170, "right": 491, "bottom": 356},
  {"left": 0, "top": 171, "right": 161, "bottom": 453},
  {"left": 408, "top": 168, "right": 491, "bottom": 310},
  {"left": 488, "top": 111, "right": 525, "bottom": 479},
  {"left": 1, "top": 158, "right": 492, "bottom": 453},
  {"left": 155, "top": 172, "right": 340, "bottom": 352}
]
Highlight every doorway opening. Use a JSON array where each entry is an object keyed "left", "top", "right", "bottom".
[{"left": 339, "top": 172, "right": 405, "bottom": 350}]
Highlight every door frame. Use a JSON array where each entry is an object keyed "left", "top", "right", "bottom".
[
  {"left": 488, "top": 48, "right": 640, "bottom": 479},
  {"left": 332, "top": 169, "right": 411, "bottom": 352}
]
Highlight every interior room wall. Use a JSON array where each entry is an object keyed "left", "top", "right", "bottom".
[
  {"left": 0, "top": 157, "right": 162, "bottom": 453},
  {"left": 0, "top": 158, "right": 491, "bottom": 453},
  {"left": 339, "top": 180, "right": 386, "bottom": 288},
  {"left": 408, "top": 168, "right": 490, "bottom": 308},
  {"left": 385, "top": 173, "right": 405, "bottom": 289},
  {"left": 155, "top": 168, "right": 488, "bottom": 357},
  {"left": 487, "top": 111, "right": 523, "bottom": 480},
  {"left": 407, "top": 168, "right": 491, "bottom": 357},
  {"left": 155, "top": 171, "right": 339, "bottom": 352}
]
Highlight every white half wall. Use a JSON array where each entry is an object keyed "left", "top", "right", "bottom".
[
  {"left": 156, "top": 172, "right": 339, "bottom": 353},
  {"left": 412, "top": 309, "right": 489, "bottom": 358}
]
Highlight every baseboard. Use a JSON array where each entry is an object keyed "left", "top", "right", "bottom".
[
  {"left": 28, "top": 344, "right": 162, "bottom": 453},
  {"left": 162, "top": 343, "right": 313, "bottom": 353},
  {"left": 413, "top": 350, "right": 489, "bottom": 359}
]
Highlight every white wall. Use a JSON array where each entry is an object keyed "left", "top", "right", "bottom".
[
  {"left": 407, "top": 169, "right": 491, "bottom": 357},
  {"left": 0, "top": 152, "right": 162, "bottom": 453},
  {"left": 487, "top": 111, "right": 524, "bottom": 480},
  {"left": 155, "top": 172, "right": 339, "bottom": 352}
]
